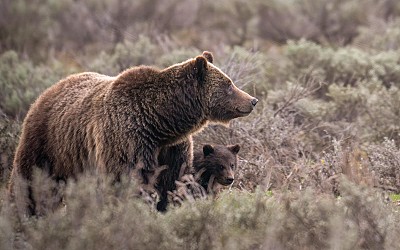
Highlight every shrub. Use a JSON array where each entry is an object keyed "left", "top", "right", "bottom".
[
  {"left": 0, "top": 115, "right": 20, "bottom": 186},
  {"left": 257, "top": 0, "right": 376, "bottom": 45},
  {"left": 0, "top": 165, "right": 398, "bottom": 249},
  {"left": 25, "top": 172, "right": 178, "bottom": 250},
  {"left": 368, "top": 138, "right": 400, "bottom": 193},
  {"left": 88, "top": 36, "right": 160, "bottom": 75},
  {"left": 0, "top": 0, "right": 52, "bottom": 59},
  {"left": 285, "top": 40, "right": 400, "bottom": 90},
  {"left": 0, "top": 51, "right": 71, "bottom": 119},
  {"left": 218, "top": 46, "right": 270, "bottom": 96},
  {"left": 156, "top": 47, "right": 201, "bottom": 68},
  {"left": 270, "top": 41, "right": 400, "bottom": 144},
  {"left": 357, "top": 83, "right": 400, "bottom": 142},
  {"left": 354, "top": 17, "right": 400, "bottom": 51},
  {"left": 338, "top": 178, "right": 392, "bottom": 249}
]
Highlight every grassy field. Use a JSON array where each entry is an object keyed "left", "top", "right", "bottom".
[{"left": 1, "top": 0, "right": 400, "bottom": 249}]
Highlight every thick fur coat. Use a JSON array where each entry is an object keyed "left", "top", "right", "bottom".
[{"left": 9, "top": 51, "right": 257, "bottom": 214}]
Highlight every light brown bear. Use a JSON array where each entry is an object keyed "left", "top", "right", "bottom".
[{"left": 9, "top": 51, "right": 257, "bottom": 215}]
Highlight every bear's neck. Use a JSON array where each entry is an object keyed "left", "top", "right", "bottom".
[
  {"left": 112, "top": 67, "right": 208, "bottom": 145},
  {"left": 198, "top": 171, "right": 213, "bottom": 191},
  {"left": 193, "top": 155, "right": 214, "bottom": 191},
  {"left": 154, "top": 70, "right": 208, "bottom": 144}
]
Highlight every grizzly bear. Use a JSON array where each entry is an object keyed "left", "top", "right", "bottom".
[
  {"left": 9, "top": 51, "right": 258, "bottom": 215},
  {"left": 167, "top": 144, "right": 240, "bottom": 207},
  {"left": 193, "top": 144, "right": 240, "bottom": 193}
]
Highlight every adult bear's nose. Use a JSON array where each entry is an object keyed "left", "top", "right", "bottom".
[{"left": 251, "top": 98, "right": 258, "bottom": 107}]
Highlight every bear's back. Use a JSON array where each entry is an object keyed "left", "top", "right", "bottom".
[
  {"left": 40, "top": 72, "right": 114, "bottom": 110},
  {"left": 14, "top": 72, "right": 116, "bottom": 177}
]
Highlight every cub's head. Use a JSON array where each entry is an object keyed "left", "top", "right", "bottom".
[
  {"left": 192, "top": 51, "right": 258, "bottom": 123},
  {"left": 199, "top": 144, "right": 240, "bottom": 186}
]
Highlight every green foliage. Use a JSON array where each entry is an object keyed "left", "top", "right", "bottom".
[
  {"left": 219, "top": 46, "right": 270, "bottom": 95},
  {"left": 0, "top": 116, "right": 20, "bottom": 185},
  {"left": 257, "top": 0, "right": 385, "bottom": 45},
  {"left": 156, "top": 47, "right": 201, "bottom": 68},
  {"left": 89, "top": 36, "right": 159, "bottom": 75},
  {"left": 338, "top": 178, "right": 391, "bottom": 249},
  {"left": 0, "top": 51, "right": 71, "bottom": 118},
  {"left": 389, "top": 193, "right": 400, "bottom": 202},
  {"left": 0, "top": 0, "right": 53, "bottom": 59},
  {"left": 5, "top": 0, "right": 400, "bottom": 60},
  {"left": 89, "top": 37, "right": 201, "bottom": 75},
  {"left": 3, "top": 0, "right": 400, "bottom": 248},
  {"left": 23, "top": 173, "right": 179, "bottom": 250},
  {"left": 2, "top": 174, "right": 399, "bottom": 249},
  {"left": 368, "top": 138, "right": 400, "bottom": 192},
  {"left": 285, "top": 40, "right": 400, "bottom": 89},
  {"left": 165, "top": 191, "right": 273, "bottom": 249},
  {"left": 259, "top": 40, "right": 400, "bottom": 145},
  {"left": 354, "top": 18, "right": 400, "bottom": 51}
]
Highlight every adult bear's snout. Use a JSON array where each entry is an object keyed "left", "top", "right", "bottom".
[{"left": 251, "top": 98, "right": 258, "bottom": 107}]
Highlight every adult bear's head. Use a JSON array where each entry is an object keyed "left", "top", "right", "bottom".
[{"left": 193, "top": 51, "right": 258, "bottom": 123}]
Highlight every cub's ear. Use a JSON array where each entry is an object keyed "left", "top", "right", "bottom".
[
  {"left": 202, "top": 51, "right": 214, "bottom": 63},
  {"left": 228, "top": 144, "right": 240, "bottom": 154},
  {"left": 195, "top": 55, "right": 208, "bottom": 82},
  {"left": 203, "top": 144, "right": 214, "bottom": 156}
]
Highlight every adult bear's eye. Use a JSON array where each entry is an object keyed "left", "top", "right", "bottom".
[
  {"left": 218, "top": 165, "right": 224, "bottom": 170},
  {"left": 230, "top": 164, "right": 234, "bottom": 169}
]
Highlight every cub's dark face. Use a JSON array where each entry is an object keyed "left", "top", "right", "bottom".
[{"left": 202, "top": 144, "right": 240, "bottom": 186}]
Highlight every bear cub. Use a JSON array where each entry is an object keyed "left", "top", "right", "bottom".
[
  {"left": 167, "top": 144, "right": 240, "bottom": 206},
  {"left": 193, "top": 144, "right": 240, "bottom": 193}
]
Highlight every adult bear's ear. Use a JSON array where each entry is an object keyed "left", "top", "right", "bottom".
[
  {"left": 195, "top": 55, "right": 208, "bottom": 83},
  {"left": 228, "top": 144, "right": 240, "bottom": 154},
  {"left": 203, "top": 144, "right": 214, "bottom": 156},
  {"left": 202, "top": 51, "right": 214, "bottom": 63}
]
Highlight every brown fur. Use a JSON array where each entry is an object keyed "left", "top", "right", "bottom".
[
  {"left": 166, "top": 144, "right": 240, "bottom": 207},
  {"left": 9, "top": 51, "right": 257, "bottom": 215},
  {"left": 193, "top": 144, "right": 240, "bottom": 193}
]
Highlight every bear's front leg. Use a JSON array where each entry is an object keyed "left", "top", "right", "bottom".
[
  {"left": 156, "top": 137, "right": 193, "bottom": 211},
  {"left": 136, "top": 145, "right": 160, "bottom": 185}
]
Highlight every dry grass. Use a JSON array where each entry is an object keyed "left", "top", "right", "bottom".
[{"left": 1, "top": 171, "right": 398, "bottom": 250}]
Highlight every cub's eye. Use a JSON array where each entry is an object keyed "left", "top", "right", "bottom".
[
  {"left": 230, "top": 164, "right": 234, "bottom": 169},
  {"left": 218, "top": 165, "right": 224, "bottom": 170}
]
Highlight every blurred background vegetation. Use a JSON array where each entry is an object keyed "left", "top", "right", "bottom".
[{"left": 1, "top": 0, "right": 400, "bottom": 249}]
